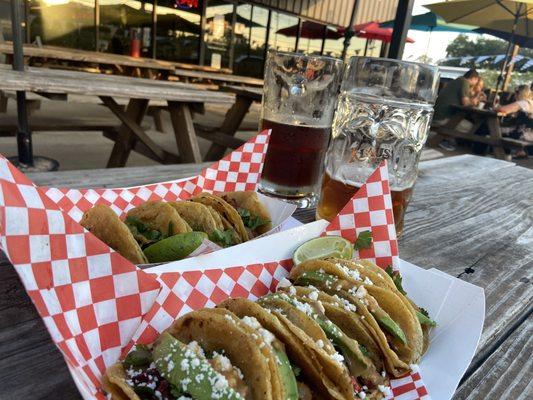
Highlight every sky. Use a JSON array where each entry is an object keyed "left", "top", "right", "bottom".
[{"left": 401, "top": 0, "right": 480, "bottom": 64}]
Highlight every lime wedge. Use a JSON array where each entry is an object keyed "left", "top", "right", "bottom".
[
  {"left": 293, "top": 236, "right": 353, "bottom": 265},
  {"left": 144, "top": 232, "right": 207, "bottom": 263}
]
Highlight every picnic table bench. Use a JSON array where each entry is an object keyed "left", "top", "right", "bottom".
[
  {"left": 430, "top": 105, "right": 531, "bottom": 159},
  {"left": 0, "top": 154, "right": 531, "bottom": 399},
  {"left": 0, "top": 42, "right": 232, "bottom": 78},
  {"left": 0, "top": 65, "right": 235, "bottom": 166},
  {"left": 171, "top": 68, "right": 263, "bottom": 87}
]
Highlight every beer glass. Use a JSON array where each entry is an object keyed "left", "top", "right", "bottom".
[
  {"left": 316, "top": 57, "right": 439, "bottom": 236},
  {"left": 258, "top": 50, "right": 343, "bottom": 208}
]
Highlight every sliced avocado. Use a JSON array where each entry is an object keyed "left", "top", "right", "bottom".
[
  {"left": 416, "top": 310, "right": 437, "bottom": 327},
  {"left": 375, "top": 315, "right": 407, "bottom": 345},
  {"left": 293, "top": 271, "right": 339, "bottom": 288},
  {"left": 143, "top": 231, "right": 207, "bottom": 263},
  {"left": 272, "top": 346, "right": 299, "bottom": 400},
  {"left": 153, "top": 332, "right": 243, "bottom": 400},
  {"left": 123, "top": 345, "right": 152, "bottom": 368}
]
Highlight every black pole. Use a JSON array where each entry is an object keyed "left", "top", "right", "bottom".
[
  {"left": 341, "top": 0, "right": 359, "bottom": 60},
  {"left": 10, "top": 0, "right": 33, "bottom": 166},
  {"left": 388, "top": 0, "right": 414, "bottom": 59}
]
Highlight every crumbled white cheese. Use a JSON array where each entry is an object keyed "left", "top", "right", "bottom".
[
  {"left": 213, "top": 352, "right": 232, "bottom": 371},
  {"left": 410, "top": 363, "right": 420, "bottom": 373},
  {"left": 358, "top": 391, "right": 367, "bottom": 399},
  {"left": 241, "top": 315, "right": 262, "bottom": 330},
  {"left": 331, "top": 352, "right": 345, "bottom": 363},
  {"left": 288, "top": 285, "right": 297, "bottom": 296},
  {"left": 276, "top": 277, "right": 292, "bottom": 290},
  {"left": 381, "top": 370, "right": 387, "bottom": 377},
  {"left": 378, "top": 385, "right": 392, "bottom": 396},
  {"left": 363, "top": 277, "right": 374, "bottom": 285},
  {"left": 355, "top": 286, "right": 367, "bottom": 299},
  {"left": 316, "top": 339, "right": 324, "bottom": 348},
  {"left": 259, "top": 328, "right": 276, "bottom": 346},
  {"left": 308, "top": 290, "right": 319, "bottom": 301},
  {"left": 180, "top": 358, "right": 189, "bottom": 372}
]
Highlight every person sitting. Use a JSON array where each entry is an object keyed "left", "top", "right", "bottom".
[
  {"left": 470, "top": 78, "right": 487, "bottom": 108},
  {"left": 432, "top": 69, "right": 481, "bottom": 151},
  {"left": 497, "top": 84, "right": 533, "bottom": 158}
]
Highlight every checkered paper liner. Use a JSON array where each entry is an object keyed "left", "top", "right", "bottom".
[{"left": 0, "top": 137, "right": 426, "bottom": 400}]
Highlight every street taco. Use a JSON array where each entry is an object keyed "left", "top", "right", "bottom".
[
  {"left": 125, "top": 201, "right": 192, "bottom": 247},
  {"left": 168, "top": 201, "right": 218, "bottom": 235},
  {"left": 80, "top": 204, "right": 147, "bottom": 264},
  {"left": 103, "top": 308, "right": 298, "bottom": 400},
  {"left": 288, "top": 259, "right": 423, "bottom": 376},
  {"left": 221, "top": 191, "right": 272, "bottom": 238}
]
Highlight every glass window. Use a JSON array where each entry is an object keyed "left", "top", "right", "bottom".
[
  {"left": 99, "top": 0, "right": 154, "bottom": 57},
  {"left": 28, "top": 0, "right": 96, "bottom": 50},
  {"left": 297, "top": 21, "right": 324, "bottom": 55},
  {"left": 267, "top": 11, "right": 297, "bottom": 53},
  {"left": 155, "top": 0, "right": 201, "bottom": 63},
  {"left": 203, "top": 0, "right": 233, "bottom": 69},
  {"left": 233, "top": 2, "right": 267, "bottom": 78}
]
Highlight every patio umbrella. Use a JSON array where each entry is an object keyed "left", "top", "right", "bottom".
[
  {"left": 473, "top": 27, "right": 533, "bottom": 48},
  {"left": 380, "top": 11, "right": 474, "bottom": 33},
  {"left": 352, "top": 22, "right": 415, "bottom": 43},
  {"left": 427, "top": 0, "right": 532, "bottom": 93},
  {"left": 277, "top": 21, "right": 343, "bottom": 40}
]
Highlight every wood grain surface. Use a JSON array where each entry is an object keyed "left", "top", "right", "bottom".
[{"left": 1, "top": 154, "right": 532, "bottom": 399}]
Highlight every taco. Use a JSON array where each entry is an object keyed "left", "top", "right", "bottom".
[
  {"left": 104, "top": 307, "right": 298, "bottom": 400},
  {"left": 80, "top": 204, "right": 147, "bottom": 264},
  {"left": 219, "top": 297, "right": 350, "bottom": 400},
  {"left": 191, "top": 193, "right": 248, "bottom": 246},
  {"left": 221, "top": 191, "right": 272, "bottom": 238},
  {"left": 328, "top": 258, "right": 435, "bottom": 355},
  {"left": 288, "top": 259, "right": 424, "bottom": 376},
  {"left": 125, "top": 201, "right": 191, "bottom": 247},
  {"left": 258, "top": 292, "right": 388, "bottom": 399},
  {"left": 168, "top": 201, "right": 219, "bottom": 235}
]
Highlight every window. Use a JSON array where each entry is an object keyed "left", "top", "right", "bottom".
[
  {"left": 28, "top": 0, "right": 96, "bottom": 50},
  {"left": 267, "top": 10, "right": 297, "bottom": 53},
  {"left": 233, "top": 2, "right": 267, "bottom": 77},
  {"left": 99, "top": 0, "right": 154, "bottom": 57},
  {"left": 155, "top": 0, "right": 201, "bottom": 63},
  {"left": 203, "top": 0, "right": 233, "bottom": 69}
]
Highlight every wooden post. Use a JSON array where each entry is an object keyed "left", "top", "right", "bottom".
[
  {"left": 502, "top": 44, "right": 520, "bottom": 92},
  {"left": 388, "top": 0, "right": 414, "bottom": 59}
]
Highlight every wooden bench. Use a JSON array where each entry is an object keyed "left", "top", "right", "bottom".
[
  {"left": 0, "top": 65, "right": 235, "bottom": 166},
  {"left": 429, "top": 105, "right": 531, "bottom": 159}
]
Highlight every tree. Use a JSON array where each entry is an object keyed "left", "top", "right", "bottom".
[{"left": 446, "top": 34, "right": 533, "bottom": 59}]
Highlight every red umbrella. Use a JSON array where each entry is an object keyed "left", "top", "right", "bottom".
[
  {"left": 277, "top": 21, "right": 343, "bottom": 40},
  {"left": 350, "top": 21, "right": 415, "bottom": 43}
]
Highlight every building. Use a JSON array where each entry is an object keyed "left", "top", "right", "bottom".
[{"left": 0, "top": 0, "right": 398, "bottom": 77}]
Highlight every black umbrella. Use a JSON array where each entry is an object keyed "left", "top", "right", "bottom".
[{"left": 9, "top": 0, "right": 58, "bottom": 171}]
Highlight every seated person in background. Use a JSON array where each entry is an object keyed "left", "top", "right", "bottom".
[
  {"left": 432, "top": 69, "right": 481, "bottom": 151},
  {"left": 470, "top": 78, "right": 487, "bottom": 107},
  {"left": 497, "top": 84, "right": 533, "bottom": 158},
  {"left": 433, "top": 69, "right": 481, "bottom": 130}
]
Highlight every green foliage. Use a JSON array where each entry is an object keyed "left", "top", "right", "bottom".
[{"left": 446, "top": 34, "right": 533, "bottom": 58}]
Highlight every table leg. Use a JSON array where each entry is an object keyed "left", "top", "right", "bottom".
[
  {"left": 0, "top": 91, "right": 7, "bottom": 113},
  {"left": 204, "top": 95, "right": 254, "bottom": 161},
  {"left": 104, "top": 98, "right": 149, "bottom": 168},
  {"left": 167, "top": 101, "right": 202, "bottom": 163},
  {"left": 487, "top": 117, "right": 507, "bottom": 160}
]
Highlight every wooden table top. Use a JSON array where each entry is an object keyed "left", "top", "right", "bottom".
[
  {"left": 173, "top": 68, "right": 263, "bottom": 87},
  {"left": 0, "top": 43, "right": 232, "bottom": 74},
  {"left": 0, "top": 154, "right": 532, "bottom": 399},
  {"left": 451, "top": 104, "right": 505, "bottom": 117},
  {"left": 0, "top": 65, "right": 234, "bottom": 103}
]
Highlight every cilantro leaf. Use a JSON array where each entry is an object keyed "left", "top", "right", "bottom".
[
  {"left": 354, "top": 230, "right": 372, "bottom": 250},
  {"left": 359, "top": 344, "right": 370, "bottom": 357},
  {"left": 125, "top": 216, "right": 162, "bottom": 243},
  {"left": 209, "top": 229, "right": 236, "bottom": 247},
  {"left": 385, "top": 265, "right": 407, "bottom": 295},
  {"left": 237, "top": 207, "right": 269, "bottom": 230}
]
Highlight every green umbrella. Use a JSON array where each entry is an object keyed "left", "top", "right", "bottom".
[{"left": 380, "top": 11, "right": 475, "bottom": 33}]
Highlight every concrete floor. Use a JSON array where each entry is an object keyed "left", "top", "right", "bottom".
[
  {"left": 0, "top": 98, "right": 531, "bottom": 171},
  {"left": 0, "top": 98, "right": 261, "bottom": 170}
]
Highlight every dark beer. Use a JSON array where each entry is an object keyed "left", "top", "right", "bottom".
[
  {"left": 316, "top": 172, "right": 414, "bottom": 237},
  {"left": 260, "top": 118, "right": 331, "bottom": 198}
]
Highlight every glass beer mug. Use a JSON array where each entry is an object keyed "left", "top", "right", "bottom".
[{"left": 316, "top": 57, "right": 439, "bottom": 236}]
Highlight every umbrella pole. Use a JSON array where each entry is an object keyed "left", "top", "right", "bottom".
[
  {"left": 341, "top": 0, "right": 359, "bottom": 60},
  {"left": 493, "top": 4, "right": 521, "bottom": 101},
  {"left": 10, "top": 0, "right": 33, "bottom": 166}
]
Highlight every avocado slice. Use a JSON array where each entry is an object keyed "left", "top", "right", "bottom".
[
  {"left": 143, "top": 231, "right": 207, "bottom": 263},
  {"left": 271, "top": 345, "right": 299, "bottom": 400},
  {"left": 293, "top": 270, "right": 339, "bottom": 288},
  {"left": 153, "top": 332, "right": 243, "bottom": 400},
  {"left": 374, "top": 314, "right": 407, "bottom": 345},
  {"left": 416, "top": 310, "right": 437, "bottom": 327}
]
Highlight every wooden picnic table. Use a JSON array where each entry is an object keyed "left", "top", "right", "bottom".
[
  {"left": 0, "top": 154, "right": 531, "bottom": 399},
  {"left": 172, "top": 68, "right": 263, "bottom": 87},
  {"left": 0, "top": 43, "right": 232, "bottom": 78},
  {"left": 0, "top": 65, "right": 234, "bottom": 166},
  {"left": 430, "top": 105, "right": 530, "bottom": 159}
]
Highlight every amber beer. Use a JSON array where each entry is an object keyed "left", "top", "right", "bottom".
[
  {"left": 316, "top": 172, "right": 414, "bottom": 236},
  {"left": 260, "top": 118, "right": 331, "bottom": 197}
]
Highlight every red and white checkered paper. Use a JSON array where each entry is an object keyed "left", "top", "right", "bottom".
[{"left": 0, "top": 132, "right": 427, "bottom": 399}]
